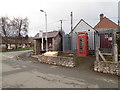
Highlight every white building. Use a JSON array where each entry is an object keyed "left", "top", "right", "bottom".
[{"left": 71, "top": 19, "right": 96, "bottom": 53}]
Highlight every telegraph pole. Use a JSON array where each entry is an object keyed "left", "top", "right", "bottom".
[
  {"left": 118, "top": 20, "right": 120, "bottom": 61},
  {"left": 70, "top": 12, "right": 73, "bottom": 31},
  {"left": 70, "top": 12, "right": 73, "bottom": 51}
]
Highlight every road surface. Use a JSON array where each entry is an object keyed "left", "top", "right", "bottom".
[{"left": 1, "top": 50, "right": 119, "bottom": 88}]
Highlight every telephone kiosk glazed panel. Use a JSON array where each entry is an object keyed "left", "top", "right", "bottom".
[{"left": 78, "top": 32, "right": 88, "bottom": 56}]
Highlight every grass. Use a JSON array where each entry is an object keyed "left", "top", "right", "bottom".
[
  {"left": 59, "top": 53, "right": 75, "bottom": 57},
  {"left": 97, "top": 54, "right": 115, "bottom": 61},
  {"left": 0, "top": 47, "right": 33, "bottom": 52},
  {"left": 58, "top": 53, "right": 82, "bottom": 66},
  {"left": 104, "top": 56, "right": 113, "bottom": 61}
]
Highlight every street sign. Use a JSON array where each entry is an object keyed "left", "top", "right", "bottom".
[
  {"left": 45, "top": 36, "right": 47, "bottom": 40},
  {"left": 39, "top": 30, "right": 43, "bottom": 37}
]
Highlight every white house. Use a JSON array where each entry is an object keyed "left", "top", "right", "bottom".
[{"left": 71, "top": 19, "right": 96, "bottom": 53}]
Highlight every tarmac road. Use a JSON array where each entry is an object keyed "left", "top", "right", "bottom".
[{"left": 1, "top": 50, "right": 119, "bottom": 88}]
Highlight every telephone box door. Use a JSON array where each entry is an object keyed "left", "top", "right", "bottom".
[{"left": 78, "top": 32, "right": 88, "bottom": 56}]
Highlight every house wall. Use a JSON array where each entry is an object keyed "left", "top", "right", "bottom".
[
  {"left": 10, "top": 44, "right": 16, "bottom": 49},
  {"left": 22, "top": 44, "right": 30, "bottom": 48},
  {"left": 17, "top": 44, "right": 21, "bottom": 48},
  {"left": 0, "top": 44, "right": 6, "bottom": 49},
  {"left": 26, "top": 44, "right": 30, "bottom": 48},
  {"left": 47, "top": 38, "right": 53, "bottom": 51},
  {"left": 96, "top": 28, "right": 118, "bottom": 32},
  {"left": 0, "top": 43, "right": 30, "bottom": 50},
  {"left": 72, "top": 21, "right": 95, "bottom": 52}
]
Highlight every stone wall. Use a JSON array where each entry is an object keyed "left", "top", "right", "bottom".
[
  {"left": 94, "top": 60, "right": 120, "bottom": 76},
  {"left": 38, "top": 55, "right": 75, "bottom": 67}
]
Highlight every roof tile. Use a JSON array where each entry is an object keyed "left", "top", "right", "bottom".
[{"left": 94, "top": 17, "right": 118, "bottom": 30}]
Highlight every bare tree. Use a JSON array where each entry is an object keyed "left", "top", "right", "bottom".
[
  {"left": 0, "top": 17, "right": 11, "bottom": 49},
  {"left": 11, "top": 17, "right": 29, "bottom": 37},
  {"left": 0, "top": 17, "right": 11, "bottom": 37}
]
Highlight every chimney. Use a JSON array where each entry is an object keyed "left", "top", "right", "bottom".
[{"left": 100, "top": 14, "right": 104, "bottom": 21}]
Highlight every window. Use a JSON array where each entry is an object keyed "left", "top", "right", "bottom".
[
  {"left": 105, "top": 34, "right": 108, "bottom": 38},
  {"left": 1, "top": 44, "right": 6, "bottom": 46},
  {"left": 11, "top": 44, "right": 15, "bottom": 47},
  {"left": 49, "top": 43, "right": 52, "bottom": 48},
  {"left": 88, "top": 29, "right": 90, "bottom": 31}
]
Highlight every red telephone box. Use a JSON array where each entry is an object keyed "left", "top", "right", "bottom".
[{"left": 78, "top": 32, "right": 88, "bottom": 56}]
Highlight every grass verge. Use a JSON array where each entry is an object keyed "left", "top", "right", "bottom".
[{"left": 0, "top": 47, "right": 33, "bottom": 52}]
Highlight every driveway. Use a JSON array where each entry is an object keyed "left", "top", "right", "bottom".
[{"left": 1, "top": 50, "right": 119, "bottom": 88}]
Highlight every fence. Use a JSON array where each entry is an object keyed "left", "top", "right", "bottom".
[
  {"left": 62, "top": 33, "right": 78, "bottom": 52},
  {"left": 62, "top": 34, "right": 72, "bottom": 52},
  {"left": 63, "top": 30, "right": 114, "bottom": 54},
  {"left": 71, "top": 33, "right": 78, "bottom": 52},
  {"left": 63, "top": 32, "right": 95, "bottom": 54}
]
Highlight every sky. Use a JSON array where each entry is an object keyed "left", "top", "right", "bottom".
[
  {"left": 118, "top": 1, "right": 120, "bottom": 21},
  {"left": 0, "top": 0, "right": 119, "bottom": 37}
]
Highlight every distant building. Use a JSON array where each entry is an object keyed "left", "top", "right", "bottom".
[
  {"left": 34, "top": 30, "right": 64, "bottom": 55},
  {"left": 0, "top": 35, "right": 30, "bottom": 49}
]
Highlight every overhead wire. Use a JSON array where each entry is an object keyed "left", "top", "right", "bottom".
[{"left": 29, "top": 17, "right": 118, "bottom": 31}]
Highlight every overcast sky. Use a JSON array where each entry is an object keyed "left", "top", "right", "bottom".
[{"left": 0, "top": 0, "right": 119, "bottom": 36}]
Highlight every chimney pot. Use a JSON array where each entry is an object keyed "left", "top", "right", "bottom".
[{"left": 100, "top": 14, "right": 104, "bottom": 21}]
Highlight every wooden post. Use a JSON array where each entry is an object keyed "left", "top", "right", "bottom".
[
  {"left": 113, "top": 30, "right": 118, "bottom": 62},
  {"left": 34, "top": 40, "right": 40, "bottom": 55},
  {"left": 96, "top": 48, "right": 99, "bottom": 61},
  {"left": 98, "top": 49, "right": 106, "bottom": 61},
  {"left": 95, "top": 32, "right": 100, "bottom": 61},
  {"left": 52, "top": 38, "right": 55, "bottom": 51}
]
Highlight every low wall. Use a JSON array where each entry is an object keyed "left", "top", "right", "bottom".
[
  {"left": 38, "top": 55, "right": 75, "bottom": 67},
  {"left": 94, "top": 60, "right": 120, "bottom": 76}
]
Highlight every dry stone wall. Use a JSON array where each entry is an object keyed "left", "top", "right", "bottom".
[
  {"left": 94, "top": 60, "right": 120, "bottom": 76},
  {"left": 38, "top": 55, "right": 75, "bottom": 67}
]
